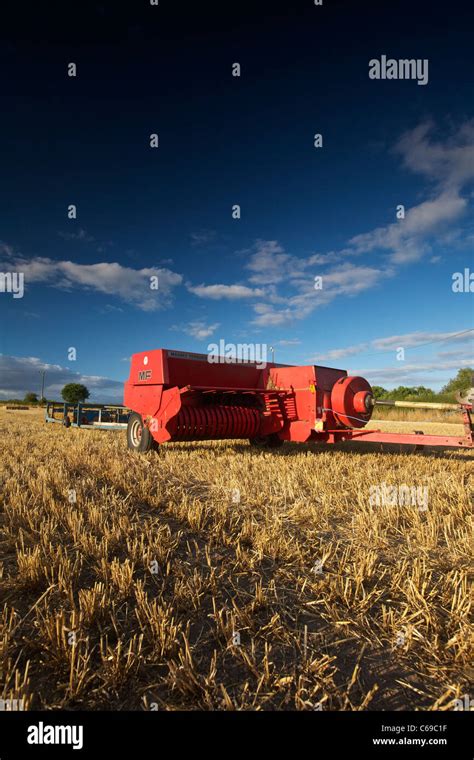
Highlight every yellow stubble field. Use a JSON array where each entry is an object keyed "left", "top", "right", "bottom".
[{"left": 0, "top": 406, "right": 472, "bottom": 710}]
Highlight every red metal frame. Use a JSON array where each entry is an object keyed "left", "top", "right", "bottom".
[{"left": 124, "top": 349, "right": 473, "bottom": 450}]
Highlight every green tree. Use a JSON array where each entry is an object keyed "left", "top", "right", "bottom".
[
  {"left": 405, "top": 386, "right": 435, "bottom": 400},
  {"left": 389, "top": 386, "right": 413, "bottom": 400},
  {"left": 24, "top": 392, "right": 38, "bottom": 403},
  {"left": 61, "top": 383, "right": 90, "bottom": 404},
  {"left": 441, "top": 368, "right": 473, "bottom": 395},
  {"left": 371, "top": 386, "right": 388, "bottom": 399}
]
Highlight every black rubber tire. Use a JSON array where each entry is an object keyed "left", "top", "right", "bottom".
[
  {"left": 127, "top": 412, "right": 158, "bottom": 452},
  {"left": 267, "top": 433, "right": 284, "bottom": 448},
  {"left": 249, "top": 433, "right": 284, "bottom": 448}
]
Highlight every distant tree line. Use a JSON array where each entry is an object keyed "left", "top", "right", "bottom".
[
  {"left": 371, "top": 368, "right": 473, "bottom": 403},
  {"left": 0, "top": 393, "right": 48, "bottom": 405},
  {"left": 1, "top": 383, "right": 90, "bottom": 406},
  {"left": 2, "top": 369, "right": 472, "bottom": 406}
]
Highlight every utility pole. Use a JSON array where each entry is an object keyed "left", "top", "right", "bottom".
[{"left": 39, "top": 370, "right": 45, "bottom": 402}]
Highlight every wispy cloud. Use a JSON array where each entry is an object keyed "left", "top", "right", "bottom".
[
  {"left": 189, "top": 229, "right": 218, "bottom": 246},
  {"left": 172, "top": 320, "right": 220, "bottom": 340},
  {"left": 351, "top": 359, "right": 473, "bottom": 387},
  {"left": 58, "top": 228, "right": 95, "bottom": 243},
  {"left": 99, "top": 304, "right": 124, "bottom": 314},
  {"left": 347, "top": 121, "right": 474, "bottom": 264},
  {"left": 348, "top": 191, "right": 466, "bottom": 264},
  {"left": 394, "top": 119, "right": 474, "bottom": 192},
  {"left": 437, "top": 348, "right": 471, "bottom": 359},
  {"left": 58, "top": 228, "right": 114, "bottom": 253},
  {"left": 244, "top": 240, "right": 340, "bottom": 286},
  {"left": 250, "top": 258, "right": 391, "bottom": 326},
  {"left": 372, "top": 330, "right": 474, "bottom": 351},
  {"left": 246, "top": 240, "right": 293, "bottom": 285},
  {"left": 277, "top": 338, "right": 301, "bottom": 346},
  {"left": 0, "top": 246, "right": 182, "bottom": 311},
  {"left": 312, "top": 329, "right": 474, "bottom": 361},
  {"left": 187, "top": 283, "right": 265, "bottom": 300},
  {"left": 313, "top": 344, "right": 369, "bottom": 362}
]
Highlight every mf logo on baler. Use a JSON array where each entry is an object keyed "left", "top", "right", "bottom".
[{"left": 138, "top": 370, "right": 152, "bottom": 381}]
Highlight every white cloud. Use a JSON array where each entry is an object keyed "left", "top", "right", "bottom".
[
  {"left": 437, "top": 348, "right": 473, "bottom": 359},
  {"left": 348, "top": 191, "right": 466, "bottom": 264},
  {"left": 351, "top": 359, "right": 473, "bottom": 388},
  {"left": 187, "top": 283, "right": 264, "bottom": 300},
  {"left": 246, "top": 240, "right": 294, "bottom": 285},
  {"left": 394, "top": 119, "right": 474, "bottom": 192},
  {"left": 251, "top": 303, "right": 296, "bottom": 327},
  {"left": 244, "top": 241, "right": 341, "bottom": 287},
  {"left": 372, "top": 329, "right": 474, "bottom": 351},
  {"left": 0, "top": 247, "right": 182, "bottom": 311},
  {"left": 173, "top": 320, "right": 220, "bottom": 340},
  {"left": 312, "top": 344, "right": 369, "bottom": 362},
  {"left": 346, "top": 121, "right": 474, "bottom": 265},
  {"left": 251, "top": 262, "right": 391, "bottom": 326},
  {"left": 189, "top": 229, "right": 217, "bottom": 246},
  {"left": 311, "top": 329, "right": 473, "bottom": 362}
]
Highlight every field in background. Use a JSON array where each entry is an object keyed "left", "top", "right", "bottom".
[
  {"left": 369, "top": 406, "right": 466, "bottom": 424},
  {"left": 366, "top": 419, "right": 465, "bottom": 436},
  {"left": 0, "top": 408, "right": 472, "bottom": 710}
]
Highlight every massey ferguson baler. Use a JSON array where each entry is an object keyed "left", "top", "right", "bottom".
[{"left": 123, "top": 349, "right": 474, "bottom": 452}]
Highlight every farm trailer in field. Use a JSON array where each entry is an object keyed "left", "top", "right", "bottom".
[
  {"left": 45, "top": 402, "right": 130, "bottom": 430},
  {"left": 123, "top": 349, "right": 474, "bottom": 452}
]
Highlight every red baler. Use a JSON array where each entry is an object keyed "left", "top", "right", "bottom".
[{"left": 124, "top": 349, "right": 473, "bottom": 451}]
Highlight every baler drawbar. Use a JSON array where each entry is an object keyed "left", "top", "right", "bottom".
[{"left": 123, "top": 349, "right": 473, "bottom": 452}]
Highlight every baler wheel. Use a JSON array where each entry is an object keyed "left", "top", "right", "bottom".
[
  {"left": 249, "top": 434, "right": 284, "bottom": 449},
  {"left": 127, "top": 413, "right": 158, "bottom": 453}
]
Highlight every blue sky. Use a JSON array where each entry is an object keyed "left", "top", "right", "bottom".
[{"left": 0, "top": 0, "right": 473, "bottom": 401}]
